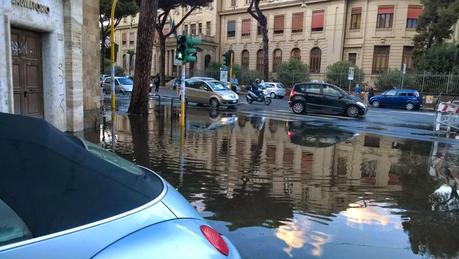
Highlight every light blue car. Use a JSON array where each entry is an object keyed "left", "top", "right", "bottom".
[{"left": 0, "top": 113, "right": 240, "bottom": 259}]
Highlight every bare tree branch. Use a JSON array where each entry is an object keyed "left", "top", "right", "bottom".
[{"left": 165, "top": 5, "right": 197, "bottom": 37}]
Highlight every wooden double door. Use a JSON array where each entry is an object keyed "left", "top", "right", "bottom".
[{"left": 11, "top": 28, "right": 44, "bottom": 118}]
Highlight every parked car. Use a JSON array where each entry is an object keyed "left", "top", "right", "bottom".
[
  {"left": 102, "top": 77, "right": 134, "bottom": 95},
  {"left": 288, "top": 82, "right": 368, "bottom": 118},
  {"left": 0, "top": 113, "right": 241, "bottom": 259},
  {"left": 185, "top": 78, "right": 239, "bottom": 109},
  {"left": 369, "top": 89, "right": 422, "bottom": 111},
  {"left": 260, "top": 82, "right": 286, "bottom": 99}
]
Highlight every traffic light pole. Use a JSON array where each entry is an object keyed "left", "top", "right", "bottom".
[
  {"left": 228, "top": 52, "right": 233, "bottom": 89},
  {"left": 180, "top": 65, "right": 186, "bottom": 127}
]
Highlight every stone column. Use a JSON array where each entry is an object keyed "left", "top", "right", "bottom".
[
  {"left": 0, "top": 3, "right": 12, "bottom": 113},
  {"left": 82, "top": 0, "right": 100, "bottom": 129},
  {"left": 64, "top": 0, "right": 84, "bottom": 132}
]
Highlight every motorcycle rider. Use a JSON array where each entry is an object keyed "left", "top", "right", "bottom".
[{"left": 250, "top": 79, "right": 262, "bottom": 100}]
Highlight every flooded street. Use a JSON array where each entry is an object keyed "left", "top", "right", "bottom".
[{"left": 85, "top": 106, "right": 459, "bottom": 259}]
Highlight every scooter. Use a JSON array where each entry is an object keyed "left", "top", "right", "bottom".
[{"left": 246, "top": 88, "right": 271, "bottom": 105}]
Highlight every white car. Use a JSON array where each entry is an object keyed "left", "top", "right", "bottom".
[
  {"left": 102, "top": 77, "right": 134, "bottom": 95},
  {"left": 260, "top": 82, "right": 286, "bottom": 99}
]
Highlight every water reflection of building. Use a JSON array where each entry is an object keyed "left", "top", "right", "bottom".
[{"left": 91, "top": 106, "right": 407, "bottom": 218}]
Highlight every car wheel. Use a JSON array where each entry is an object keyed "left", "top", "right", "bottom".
[
  {"left": 270, "top": 92, "right": 276, "bottom": 99},
  {"left": 292, "top": 102, "right": 305, "bottom": 114},
  {"left": 406, "top": 103, "right": 415, "bottom": 111},
  {"left": 372, "top": 101, "right": 380, "bottom": 108},
  {"left": 209, "top": 98, "right": 219, "bottom": 109},
  {"left": 346, "top": 105, "right": 360, "bottom": 118}
]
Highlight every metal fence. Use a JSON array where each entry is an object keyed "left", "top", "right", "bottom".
[{"left": 181, "top": 68, "right": 459, "bottom": 95}]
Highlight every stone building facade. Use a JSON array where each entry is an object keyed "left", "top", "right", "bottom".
[
  {"left": 220, "top": 0, "right": 427, "bottom": 80},
  {"left": 0, "top": 0, "right": 100, "bottom": 132},
  {"left": 114, "top": 2, "right": 220, "bottom": 78},
  {"left": 115, "top": 0, "right": 458, "bottom": 81}
]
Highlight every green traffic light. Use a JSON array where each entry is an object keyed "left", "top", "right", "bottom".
[{"left": 175, "top": 35, "right": 201, "bottom": 64}]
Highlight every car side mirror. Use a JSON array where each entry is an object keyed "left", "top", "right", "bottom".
[{"left": 339, "top": 94, "right": 344, "bottom": 99}]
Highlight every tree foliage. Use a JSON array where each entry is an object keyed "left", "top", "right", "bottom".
[
  {"left": 413, "top": 0, "right": 459, "bottom": 59},
  {"left": 375, "top": 69, "right": 415, "bottom": 91},
  {"left": 277, "top": 59, "right": 309, "bottom": 87},
  {"left": 326, "top": 61, "right": 364, "bottom": 90},
  {"left": 415, "top": 43, "right": 459, "bottom": 73},
  {"left": 247, "top": 0, "right": 269, "bottom": 81}
]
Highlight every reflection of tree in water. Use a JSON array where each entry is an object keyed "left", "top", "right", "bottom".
[{"left": 395, "top": 140, "right": 459, "bottom": 258}]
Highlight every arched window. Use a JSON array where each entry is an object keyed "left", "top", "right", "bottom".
[
  {"left": 273, "top": 49, "right": 282, "bottom": 72},
  {"left": 310, "top": 48, "right": 321, "bottom": 73},
  {"left": 204, "top": 54, "right": 211, "bottom": 69},
  {"left": 241, "top": 50, "right": 249, "bottom": 69},
  {"left": 291, "top": 48, "right": 301, "bottom": 61},
  {"left": 256, "top": 49, "right": 264, "bottom": 73}
]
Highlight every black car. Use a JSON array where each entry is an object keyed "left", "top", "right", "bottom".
[{"left": 288, "top": 82, "right": 368, "bottom": 118}]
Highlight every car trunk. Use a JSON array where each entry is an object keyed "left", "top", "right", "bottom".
[{"left": 0, "top": 113, "right": 165, "bottom": 246}]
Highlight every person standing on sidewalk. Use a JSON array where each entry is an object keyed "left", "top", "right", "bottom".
[
  {"left": 154, "top": 73, "right": 160, "bottom": 94},
  {"left": 354, "top": 84, "right": 362, "bottom": 98}
]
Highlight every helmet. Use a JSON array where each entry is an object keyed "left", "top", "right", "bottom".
[{"left": 255, "top": 79, "right": 260, "bottom": 84}]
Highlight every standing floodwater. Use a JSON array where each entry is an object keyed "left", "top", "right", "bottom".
[{"left": 85, "top": 106, "right": 459, "bottom": 259}]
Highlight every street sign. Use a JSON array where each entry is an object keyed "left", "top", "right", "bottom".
[
  {"left": 174, "top": 56, "right": 182, "bottom": 66},
  {"left": 348, "top": 67, "right": 355, "bottom": 81},
  {"left": 402, "top": 64, "right": 407, "bottom": 75},
  {"left": 220, "top": 67, "right": 228, "bottom": 83}
]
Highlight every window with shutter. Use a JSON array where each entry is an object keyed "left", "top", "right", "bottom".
[
  {"left": 292, "top": 12, "right": 304, "bottom": 33},
  {"left": 274, "top": 15, "right": 284, "bottom": 34},
  {"left": 376, "top": 6, "right": 394, "bottom": 29},
  {"left": 350, "top": 7, "right": 362, "bottom": 30},
  {"left": 406, "top": 5, "right": 422, "bottom": 29},
  {"left": 311, "top": 10, "right": 324, "bottom": 32},
  {"left": 241, "top": 19, "right": 251, "bottom": 37}
]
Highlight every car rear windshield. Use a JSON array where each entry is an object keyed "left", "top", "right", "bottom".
[
  {"left": 118, "top": 78, "right": 133, "bottom": 85},
  {"left": 0, "top": 132, "right": 163, "bottom": 247}
]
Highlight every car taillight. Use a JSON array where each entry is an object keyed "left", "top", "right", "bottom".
[
  {"left": 200, "top": 225, "right": 229, "bottom": 256},
  {"left": 289, "top": 88, "right": 296, "bottom": 98}
]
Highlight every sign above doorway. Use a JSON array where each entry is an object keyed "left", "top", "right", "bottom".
[{"left": 11, "top": 0, "right": 50, "bottom": 15}]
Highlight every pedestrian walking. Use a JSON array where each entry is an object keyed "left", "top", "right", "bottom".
[
  {"left": 354, "top": 84, "right": 362, "bottom": 98},
  {"left": 368, "top": 86, "right": 375, "bottom": 99},
  {"left": 154, "top": 73, "right": 160, "bottom": 94}
]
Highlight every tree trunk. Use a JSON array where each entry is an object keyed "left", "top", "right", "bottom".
[
  {"left": 159, "top": 34, "right": 166, "bottom": 87},
  {"left": 128, "top": 0, "right": 158, "bottom": 115},
  {"left": 262, "top": 25, "right": 269, "bottom": 81}
]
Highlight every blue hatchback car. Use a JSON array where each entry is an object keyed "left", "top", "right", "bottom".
[{"left": 369, "top": 89, "right": 422, "bottom": 111}]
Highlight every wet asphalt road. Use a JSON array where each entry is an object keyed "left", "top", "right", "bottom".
[{"left": 104, "top": 90, "right": 451, "bottom": 144}]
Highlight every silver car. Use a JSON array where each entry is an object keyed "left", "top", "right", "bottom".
[
  {"left": 260, "top": 82, "right": 286, "bottom": 99},
  {"left": 0, "top": 113, "right": 241, "bottom": 259},
  {"left": 102, "top": 77, "right": 134, "bottom": 95},
  {"left": 185, "top": 79, "right": 239, "bottom": 108}
]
